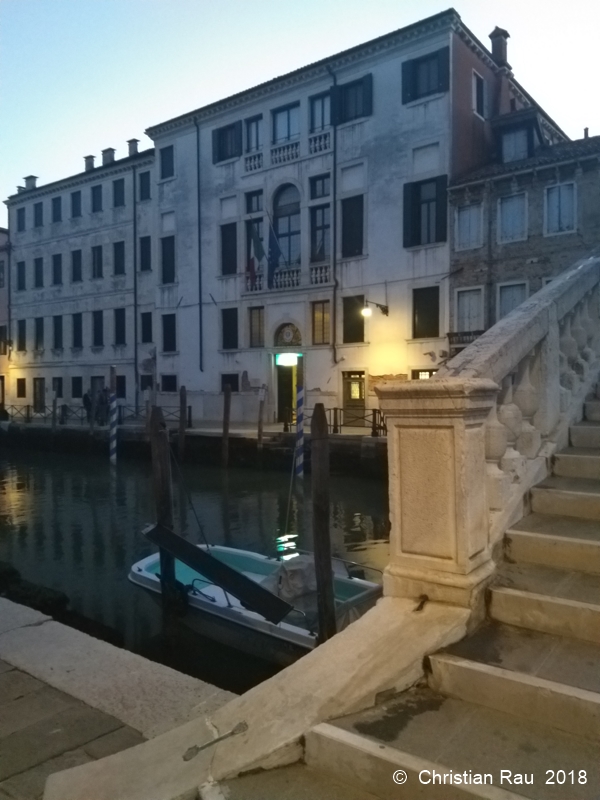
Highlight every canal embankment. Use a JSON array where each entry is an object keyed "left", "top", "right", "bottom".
[{"left": 0, "top": 597, "right": 233, "bottom": 799}]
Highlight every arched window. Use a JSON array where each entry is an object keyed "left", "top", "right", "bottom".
[{"left": 274, "top": 185, "right": 300, "bottom": 267}]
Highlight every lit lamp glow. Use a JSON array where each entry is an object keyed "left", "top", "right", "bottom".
[
  {"left": 361, "top": 305, "right": 373, "bottom": 317},
  {"left": 361, "top": 300, "right": 388, "bottom": 317},
  {"left": 275, "top": 353, "right": 299, "bottom": 366}
]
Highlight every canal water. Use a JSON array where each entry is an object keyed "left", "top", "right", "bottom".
[{"left": 0, "top": 450, "right": 389, "bottom": 693}]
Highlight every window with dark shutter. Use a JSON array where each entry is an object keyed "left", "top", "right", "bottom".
[
  {"left": 114, "top": 308, "right": 126, "bottom": 345},
  {"left": 72, "top": 313, "right": 82, "bottom": 348},
  {"left": 161, "top": 236, "right": 175, "bottom": 284},
  {"left": 249, "top": 307, "right": 264, "bottom": 348},
  {"left": 53, "top": 315, "right": 63, "bottom": 350},
  {"left": 139, "top": 171, "right": 151, "bottom": 201},
  {"left": 402, "top": 47, "right": 450, "bottom": 103},
  {"left": 91, "top": 185, "right": 102, "bottom": 212},
  {"left": 52, "top": 254, "right": 62, "bottom": 285},
  {"left": 162, "top": 314, "right": 176, "bottom": 352},
  {"left": 17, "top": 208, "right": 25, "bottom": 231},
  {"left": 34, "top": 258, "right": 44, "bottom": 287},
  {"left": 34, "top": 202, "right": 43, "bottom": 227},
  {"left": 113, "top": 241, "right": 125, "bottom": 275},
  {"left": 413, "top": 286, "right": 439, "bottom": 338},
  {"left": 92, "top": 310, "right": 104, "bottom": 347},
  {"left": 34, "top": 318, "right": 44, "bottom": 350},
  {"left": 116, "top": 376, "right": 126, "bottom": 399},
  {"left": 341, "top": 195, "right": 364, "bottom": 257},
  {"left": 52, "top": 377, "right": 63, "bottom": 399},
  {"left": 222, "top": 308, "right": 238, "bottom": 350},
  {"left": 71, "top": 191, "right": 81, "bottom": 218},
  {"left": 71, "top": 250, "right": 82, "bottom": 282},
  {"left": 312, "top": 300, "right": 330, "bottom": 345},
  {"left": 333, "top": 74, "right": 373, "bottom": 124},
  {"left": 161, "top": 375, "right": 177, "bottom": 392},
  {"left": 113, "top": 178, "right": 125, "bottom": 208},
  {"left": 140, "top": 236, "right": 151, "bottom": 271},
  {"left": 212, "top": 122, "right": 243, "bottom": 163},
  {"left": 343, "top": 295, "right": 365, "bottom": 343},
  {"left": 221, "top": 223, "right": 237, "bottom": 275},
  {"left": 92, "top": 245, "right": 103, "bottom": 278},
  {"left": 71, "top": 377, "right": 83, "bottom": 398},
  {"left": 221, "top": 374, "right": 239, "bottom": 392},
  {"left": 140, "top": 375, "right": 153, "bottom": 392},
  {"left": 403, "top": 176, "right": 447, "bottom": 247},
  {"left": 17, "top": 378, "right": 26, "bottom": 398},
  {"left": 141, "top": 312, "right": 153, "bottom": 343},
  {"left": 160, "top": 146, "right": 174, "bottom": 179},
  {"left": 17, "top": 261, "right": 26, "bottom": 291},
  {"left": 17, "top": 320, "right": 26, "bottom": 352},
  {"left": 0, "top": 326, "right": 7, "bottom": 356},
  {"left": 52, "top": 197, "right": 62, "bottom": 222}
]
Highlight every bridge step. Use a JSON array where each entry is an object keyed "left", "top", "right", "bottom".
[
  {"left": 505, "top": 514, "right": 600, "bottom": 573},
  {"left": 584, "top": 399, "right": 600, "bottom": 422},
  {"left": 570, "top": 421, "right": 600, "bottom": 449},
  {"left": 553, "top": 448, "right": 600, "bottom": 478},
  {"left": 530, "top": 476, "right": 600, "bottom": 519}
]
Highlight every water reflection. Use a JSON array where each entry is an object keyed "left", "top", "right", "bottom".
[{"left": 0, "top": 451, "right": 389, "bottom": 691}]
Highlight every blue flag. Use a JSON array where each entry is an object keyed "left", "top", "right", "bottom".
[{"left": 267, "top": 224, "right": 284, "bottom": 289}]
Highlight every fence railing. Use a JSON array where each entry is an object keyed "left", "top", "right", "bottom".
[
  {"left": 2, "top": 404, "right": 192, "bottom": 427},
  {"left": 282, "top": 407, "right": 387, "bottom": 436}
]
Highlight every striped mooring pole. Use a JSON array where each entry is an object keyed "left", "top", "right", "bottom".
[
  {"left": 295, "top": 382, "right": 304, "bottom": 479},
  {"left": 109, "top": 366, "right": 117, "bottom": 466}
]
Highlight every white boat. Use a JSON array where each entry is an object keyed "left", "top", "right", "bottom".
[{"left": 128, "top": 544, "right": 382, "bottom": 666}]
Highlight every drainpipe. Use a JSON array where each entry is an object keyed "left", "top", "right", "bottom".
[
  {"left": 326, "top": 65, "right": 339, "bottom": 364},
  {"left": 194, "top": 116, "right": 204, "bottom": 372},
  {"left": 132, "top": 164, "right": 139, "bottom": 414}
]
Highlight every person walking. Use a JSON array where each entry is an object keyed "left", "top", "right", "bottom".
[{"left": 83, "top": 390, "right": 92, "bottom": 423}]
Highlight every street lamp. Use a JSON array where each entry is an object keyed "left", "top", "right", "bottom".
[{"left": 361, "top": 300, "right": 389, "bottom": 317}]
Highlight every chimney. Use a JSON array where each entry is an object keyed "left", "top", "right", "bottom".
[
  {"left": 84, "top": 155, "right": 95, "bottom": 171},
  {"left": 490, "top": 27, "right": 510, "bottom": 68},
  {"left": 24, "top": 175, "right": 38, "bottom": 191},
  {"left": 127, "top": 138, "right": 139, "bottom": 156},
  {"left": 102, "top": 148, "right": 115, "bottom": 165},
  {"left": 584, "top": 127, "right": 589, "bottom": 139},
  {"left": 17, "top": 186, "right": 25, "bottom": 193}
]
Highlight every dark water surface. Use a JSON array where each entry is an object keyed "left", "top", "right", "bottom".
[{"left": 0, "top": 450, "right": 389, "bottom": 692}]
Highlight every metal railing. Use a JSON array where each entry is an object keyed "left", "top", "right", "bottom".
[{"left": 283, "top": 407, "right": 387, "bottom": 436}]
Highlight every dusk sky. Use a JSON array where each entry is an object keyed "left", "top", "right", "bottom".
[{"left": 1, "top": 0, "right": 597, "bottom": 228}]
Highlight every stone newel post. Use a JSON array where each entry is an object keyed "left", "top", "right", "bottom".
[{"left": 376, "top": 378, "right": 499, "bottom": 609}]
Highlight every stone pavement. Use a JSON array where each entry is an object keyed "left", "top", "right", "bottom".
[{"left": 0, "top": 658, "right": 145, "bottom": 800}]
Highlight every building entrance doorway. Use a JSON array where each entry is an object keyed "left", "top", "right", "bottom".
[
  {"left": 342, "top": 371, "right": 366, "bottom": 426},
  {"left": 275, "top": 354, "right": 303, "bottom": 424},
  {"left": 33, "top": 378, "right": 45, "bottom": 413}
]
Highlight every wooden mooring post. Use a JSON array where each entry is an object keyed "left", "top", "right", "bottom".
[
  {"left": 311, "top": 402, "right": 337, "bottom": 644},
  {"left": 222, "top": 383, "right": 231, "bottom": 469},
  {"left": 178, "top": 385, "right": 187, "bottom": 462},
  {"left": 149, "top": 406, "right": 176, "bottom": 605}
]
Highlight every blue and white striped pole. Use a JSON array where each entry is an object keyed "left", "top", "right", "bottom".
[
  {"left": 295, "top": 383, "right": 304, "bottom": 479},
  {"left": 109, "top": 366, "right": 117, "bottom": 466}
]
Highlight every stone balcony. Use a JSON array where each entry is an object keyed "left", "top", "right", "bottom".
[
  {"left": 244, "top": 264, "right": 331, "bottom": 293},
  {"left": 243, "top": 130, "right": 332, "bottom": 173}
]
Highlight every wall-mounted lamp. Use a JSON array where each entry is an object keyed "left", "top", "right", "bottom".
[{"left": 361, "top": 300, "right": 389, "bottom": 317}]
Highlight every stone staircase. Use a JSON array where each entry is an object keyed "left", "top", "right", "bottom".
[{"left": 268, "top": 407, "right": 600, "bottom": 800}]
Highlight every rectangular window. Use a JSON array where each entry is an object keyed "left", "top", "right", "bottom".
[
  {"left": 34, "top": 202, "right": 43, "bottom": 227},
  {"left": 116, "top": 375, "right": 126, "bottom": 399},
  {"left": 502, "top": 129, "right": 529, "bottom": 163},
  {"left": 341, "top": 195, "right": 364, "bottom": 257},
  {"left": 162, "top": 314, "right": 177, "bottom": 352},
  {"left": 17, "top": 261, "right": 26, "bottom": 291},
  {"left": 52, "top": 197, "right": 62, "bottom": 222},
  {"left": 161, "top": 374, "right": 177, "bottom": 393},
  {"left": 221, "top": 223, "right": 237, "bottom": 276},
  {"left": 498, "top": 194, "right": 527, "bottom": 242},
  {"left": 113, "top": 178, "right": 125, "bottom": 207},
  {"left": 71, "top": 377, "right": 83, "bottom": 398},
  {"left": 0, "top": 325, "right": 6, "bottom": 356},
  {"left": 92, "top": 310, "right": 104, "bottom": 346},
  {"left": 52, "top": 253, "right": 62, "bottom": 285},
  {"left": 402, "top": 47, "right": 450, "bottom": 103},
  {"left": 17, "top": 207, "right": 25, "bottom": 231},
  {"left": 334, "top": 75, "right": 373, "bottom": 124},
  {"left": 546, "top": 184, "right": 575, "bottom": 234},
  {"left": 312, "top": 300, "right": 330, "bottom": 345},
  {"left": 455, "top": 204, "right": 483, "bottom": 250},
  {"left": 246, "top": 190, "right": 263, "bottom": 213},
  {"left": 53, "top": 315, "right": 63, "bottom": 349},
  {"left": 34, "top": 317, "right": 44, "bottom": 350},
  {"left": 245, "top": 116, "right": 262, "bottom": 153},
  {"left": 342, "top": 295, "right": 365, "bottom": 343},
  {"left": 413, "top": 286, "right": 440, "bottom": 339},
  {"left": 221, "top": 374, "right": 239, "bottom": 393},
  {"left": 16, "top": 378, "right": 26, "bottom": 399},
  {"left": 71, "top": 249, "right": 82, "bottom": 282},
  {"left": 222, "top": 308, "right": 238, "bottom": 350},
  {"left": 139, "top": 171, "right": 151, "bottom": 201},
  {"left": 114, "top": 308, "right": 126, "bottom": 345},
  {"left": 140, "top": 374, "right": 153, "bottom": 392},
  {"left": 403, "top": 176, "right": 448, "bottom": 247},
  {"left": 499, "top": 282, "right": 527, "bottom": 319},
  {"left": 246, "top": 219, "right": 264, "bottom": 277},
  {"left": 249, "top": 307, "right": 264, "bottom": 348},
  {"left": 0, "top": 260, "right": 4, "bottom": 289},
  {"left": 161, "top": 236, "right": 175, "bottom": 283},
  {"left": 92, "top": 245, "right": 103, "bottom": 278},
  {"left": 456, "top": 288, "right": 484, "bottom": 332},
  {"left": 71, "top": 190, "right": 82, "bottom": 218},
  {"left": 17, "top": 320, "right": 26, "bottom": 352},
  {"left": 140, "top": 236, "right": 151, "bottom": 271},
  {"left": 212, "top": 121, "right": 243, "bottom": 163},
  {"left": 72, "top": 313, "right": 82, "bottom": 348},
  {"left": 272, "top": 104, "right": 300, "bottom": 143},
  {"left": 310, "top": 93, "right": 331, "bottom": 132},
  {"left": 52, "top": 377, "right": 63, "bottom": 399},
  {"left": 91, "top": 185, "right": 102, "bottom": 212},
  {"left": 311, "top": 205, "right": 331, "bottom": 262},
  {"left": 34, "top": 257, "right": 44, "bottom": 288},
  {"left": 310, "top": 174, "right": 330, "bottom": 199},
  {"left": 141, "top": 311, "right": 153, "bottom": 343},
  {"left": 160, "top": 145, "right": 174, "bottom": 179},
  {"left": 473, "top": 72, "right": 485, "bottom": 117},
  {"left": 113, "top": 241, "right": 125, "bottom": 275}
]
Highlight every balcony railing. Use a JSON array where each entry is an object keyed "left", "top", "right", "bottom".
[
  {"left": 308, "top": 131, "right": 331, "bottom": 154},
  {"left": 244, "top": 153, "right": 263, "bottom": 172},
  {"left": 271, "top": 141, "right": 299, "bottom": 165},
  {"left": 272, "top": 268, "right": 301, "bottom": 290},
  {"left": 310, "top": 264, "right": 331, "bottom": 284},
  {"left": 448, "top": 330, "right": 485, "bottom": 353},
  {"left": 244, "top": 265, "right": 332, "bottom": 293}
]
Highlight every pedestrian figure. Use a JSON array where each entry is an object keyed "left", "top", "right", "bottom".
[{"left": 83, "top": 390, "right": 92, "bottom": 422}]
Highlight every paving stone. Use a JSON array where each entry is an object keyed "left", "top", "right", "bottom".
[
  {"left": 0, "top": 671, "right": 44, "bottom": 706},
  {"left": 0, "top": 705, "right": 122, "bottom": 781},
  {"left": 0, "top": 685, "right": 81, "bottom": 738},
  {"left": 82, "top": 726, "right": 145, "bottom": 759},
  {"left": 0, "top": 661, "right": 13, "bottom": 675},
  {"left": 0, "top": 748, "right": 93, "bottom": 800}
]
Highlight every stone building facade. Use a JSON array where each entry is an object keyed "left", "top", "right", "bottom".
[{"left": 0, "top": 227, "right": 8, "bottom": 406}]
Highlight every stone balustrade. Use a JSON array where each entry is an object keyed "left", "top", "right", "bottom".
[{"left": 376, "top": 253, "right": 600, "bottom": 611}]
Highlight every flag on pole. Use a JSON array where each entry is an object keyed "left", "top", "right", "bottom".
[
  {"left": 267, "top": 222, "right": 284, "bottom": 289},
  {"left": 248, "top": 223, "right": 265, "bottom": 288}
]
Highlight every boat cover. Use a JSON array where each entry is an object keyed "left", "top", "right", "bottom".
[{"left": 261, "top": 555, "right": 318, "bottom": 603}]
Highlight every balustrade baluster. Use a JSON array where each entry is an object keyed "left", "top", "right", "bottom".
[{"left": 497, "top": 375, "right": 527, "bottom": 483}]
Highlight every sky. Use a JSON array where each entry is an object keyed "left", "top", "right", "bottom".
[{"left": 1, "top": 0, "right": 597, "bottom": 228}]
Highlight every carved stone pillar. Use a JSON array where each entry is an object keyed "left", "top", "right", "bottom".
[{"left": 376, "top": 378, "right": 499, "bottom": 609}]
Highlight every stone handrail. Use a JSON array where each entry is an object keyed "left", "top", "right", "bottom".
[{"left": 376, "top": 253, "right": 600, "bottom": 612}]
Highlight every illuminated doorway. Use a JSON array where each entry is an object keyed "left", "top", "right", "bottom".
[{"left": 342, "top": 371, "right": 365, "bottom": 426}]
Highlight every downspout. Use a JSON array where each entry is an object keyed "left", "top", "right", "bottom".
[
  {"left": 132, "top": 164, "right": 139, "bottom": 414},
  {"left": 326, "top": 65, "right": 339, "bottom": 364},
  {"left": 194, "top": 116, "right": 204, "bottom": 372}
]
